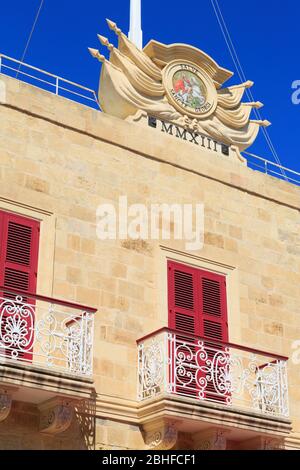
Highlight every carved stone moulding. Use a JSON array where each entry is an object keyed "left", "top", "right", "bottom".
[
  {"left": 143, "top": 419, "right": 178, "bottom": 450},
  {"left": 38, "top": 397, "right": 77, "bottom": 435},
  {"left": 193, "top": 428, "right": 230, "bottom": 451},
  {"left": 236, "top": 436, "right": 284, "bottom": 450},
  {"left": 0, "top": 387, "right": 13, "bottom": 423},
  {"left": 89, "top": 19, "right": 271, "bottom": 157}
]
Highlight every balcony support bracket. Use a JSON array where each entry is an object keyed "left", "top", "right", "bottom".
[
  {"left": 143, "top": 419, "right": 178, "bottom": 450},
  {"left": 237, "top": 436, "right": 284, "bottom": 450},
  {"left": 193, "top": 428, "right": 230, "bottom": 450},
  {"left": 38, "top": 397, "right": 76, "bottom": 435},
  {"left": 0, "top": 388, "right": 12, "bottom": 423}
]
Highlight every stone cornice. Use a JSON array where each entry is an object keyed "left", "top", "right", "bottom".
[
  {"left": 92, "top": 393, "right": 292, "bottom": 439},
  {"left": 137, "top": 395, "right": 292, "bottom": 437},
  {"left": 0, "top": 361, "right": 94, "bottom": 400},
  {"left": 284, "top": 434, "right": 300, "bottom": 450},
  {"left": 95, "top": 395, "right": 139, "bottom": 424}
]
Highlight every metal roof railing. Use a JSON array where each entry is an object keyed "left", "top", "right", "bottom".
[
  {"left": 243, "top": 151, "right": 300, "bottom": 187},
  {"left": 0, "top": 54, "right": 100, "bottom": 110},
  {"left": 0, "top": 53, "right": 299, "bottom": 188}
]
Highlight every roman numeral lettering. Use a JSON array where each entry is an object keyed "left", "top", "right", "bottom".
[
  {"left": 161, "top": 122, "right": 173, "bottom": 135},
  {"left": 149, "top": 117, "right": 229, "bottom": 158},
  {"left": 175, "top": 127, "right": 187, "bottom": 140},
  {"left": 188, "top": 132, "right": 199, "bottom": 145}
]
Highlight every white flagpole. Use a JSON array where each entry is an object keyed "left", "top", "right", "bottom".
[{"left": 128, "top": 0, "right": 143, "bottom": 49}]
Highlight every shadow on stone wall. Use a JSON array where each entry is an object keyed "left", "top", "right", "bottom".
[
  {"left": 75, "top": 391, "right": 97, "bottom": 450},
  {"left": 0, "top": 392, "right": 97, "bottom": 450}
]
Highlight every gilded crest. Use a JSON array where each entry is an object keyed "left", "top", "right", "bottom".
[{"left": 163, "top": 61, "right": 217, "bottom": 118}]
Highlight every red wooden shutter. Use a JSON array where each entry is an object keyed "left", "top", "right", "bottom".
[
  {"left": 199, "top": 271, "right": 228, "bottom": 402},
  {"left": 0, "top": 211, "right": 40, "bottom": 361},
  {"left": 168, "top": 261, "right": 200, "bottom": 397},
  {"left": 199, "top": 271, "right": 228, "bottom": 342},
  {"left": 168, "top": 261, "right": 200, "bottom": 335},
  {"left": 168, "top": 261, "right": 228, "bottom": 401}
]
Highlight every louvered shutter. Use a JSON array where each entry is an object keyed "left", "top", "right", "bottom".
[
  {"left": 199, "top": 271, "right": 228, "bottom": 402},
  {"left": 200, "top": 272, "right": 228, "bottom": 341},
  {"left": 0, "top": 211, "right": 40, "bottom": 361},
  {"left": 168, "top": 261, "right": 228, "bottom": 401},
  {"left": 168, "top": 261, "right": 200, "bottom": 397}
]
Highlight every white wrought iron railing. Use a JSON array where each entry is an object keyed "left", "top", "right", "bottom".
[
  {"left": 137, "top": 328, "right": 289, "bottom": 419},
  {"left": 0, "top": 54, "right": 100, "bottom": 110},
  {"left": 0, "top": 286, "right": 96, "bottom": 377}
]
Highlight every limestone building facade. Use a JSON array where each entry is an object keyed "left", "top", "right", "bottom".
[{"left": 0, "top": 26, "right": 299, "bottom": 450}]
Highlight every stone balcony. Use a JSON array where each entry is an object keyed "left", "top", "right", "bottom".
[
  {"left": 137, "top": 328, "right": 291, "bottom": 450},
  {"left": 0, "top": 287, "right": 96, "bottom": 433}
]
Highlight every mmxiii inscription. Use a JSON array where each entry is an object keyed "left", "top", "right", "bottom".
[{"left": 148, "top": 116, "right": 230, "bottom": 157}]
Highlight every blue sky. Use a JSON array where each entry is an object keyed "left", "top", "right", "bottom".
[{"left": 1, "top": 1, "right": 299, "bottom": 173}]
